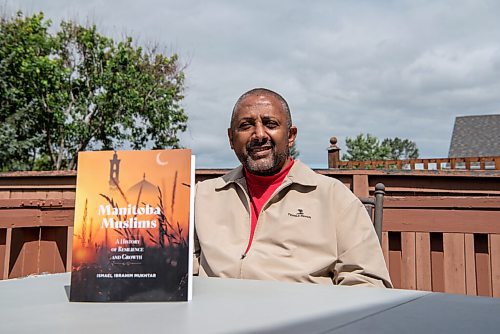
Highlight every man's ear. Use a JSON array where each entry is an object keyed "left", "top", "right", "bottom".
[
  {"left": 227, "top": 128, "right": 234, "bottom": 149},
  {"left": 288, "top": 126, "right": 298, "bottom": 147}
]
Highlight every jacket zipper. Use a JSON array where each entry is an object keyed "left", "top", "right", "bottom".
[
  {"left": 234, "top": 181, "right": 251, "bottom": 278},
  {"left": 237, "top": 178, "right": 294, "bottom": 261}
]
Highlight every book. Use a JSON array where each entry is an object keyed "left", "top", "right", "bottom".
[{"left": 70, "top": 149, "right": 194, "bottom": 302}]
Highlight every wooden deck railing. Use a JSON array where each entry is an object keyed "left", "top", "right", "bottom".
[
  {"left": 326, "top": 136, "right": 500, "bottom": 170},
  {"left": 336, "top": 156, "right": 500, "bottom": 170},
  {"left": 1, "top": 169, "right": 500, "bottom": 297},
  {"left": 316, "top": 169, "right": 500, "bottom": 297}
]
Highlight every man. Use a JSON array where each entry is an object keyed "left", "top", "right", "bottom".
[{"left": 194, "top": 88, "right": 392, "bottom": 287}]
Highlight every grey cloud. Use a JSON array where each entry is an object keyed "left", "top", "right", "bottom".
[{"left": 10, "top": 0, "right": 500, "bottom": 167}]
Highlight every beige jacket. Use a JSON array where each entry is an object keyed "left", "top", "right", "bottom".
[{"left": 194, "top": 160, "right": 392, "bottom": 288}]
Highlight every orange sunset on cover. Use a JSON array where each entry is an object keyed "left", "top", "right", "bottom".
[{"left": 70, "top": 149, "right": 193, "bottom": 302}]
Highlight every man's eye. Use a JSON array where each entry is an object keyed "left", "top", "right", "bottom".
[
  {"left": 239, "top": 122, "right": 252, "bottom": 129},
  {"left": 266, "top": 122, "right": 278, "bottom": 128}
]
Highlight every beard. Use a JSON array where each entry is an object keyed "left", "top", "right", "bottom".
[{"left": 237, "top": 141, "right": 289, "bottom": 176}]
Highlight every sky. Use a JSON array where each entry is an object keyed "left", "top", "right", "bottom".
[{"left": 5, "top": 0, "right": 500, "bottom": 168}]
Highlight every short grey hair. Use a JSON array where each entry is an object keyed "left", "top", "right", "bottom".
[{"left": 230, "top": 88, "right": 292, "bottom": 129}]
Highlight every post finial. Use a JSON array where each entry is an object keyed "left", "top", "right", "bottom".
[{"left": 328, "top": 136, "right": 341, "bottom": 168}]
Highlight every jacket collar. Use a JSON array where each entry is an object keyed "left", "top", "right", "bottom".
[{"left": 214, "top": 160, "right": 317, "bottom": 190}]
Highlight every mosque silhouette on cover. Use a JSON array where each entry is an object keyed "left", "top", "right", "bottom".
[{"left": 108, "top": 150, "right": 159, "bottom": 204}]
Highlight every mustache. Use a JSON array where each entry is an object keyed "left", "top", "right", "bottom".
[{"left": 247, "top": 141, "right": 274, "bottom": 151}]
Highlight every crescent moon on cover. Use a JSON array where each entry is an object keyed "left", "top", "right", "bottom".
[{"left": 156, "top": 152, "right": 169, "bottom": 166}]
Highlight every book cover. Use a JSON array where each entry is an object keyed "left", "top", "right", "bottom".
[{"left": 70, "top": 149, "right": 194, "bottom": 302}]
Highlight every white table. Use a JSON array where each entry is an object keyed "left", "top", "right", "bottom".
[{"left": 0, "top": 273, "right": 498, "bottom": 333}]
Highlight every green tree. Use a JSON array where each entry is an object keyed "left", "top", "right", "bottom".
[
  {"left": 342, "top": 133, "right": 419, "bottom": 161},
  {"left": 342, "top": 134, "right": 391, "bottom": 161},
  {"left": 289, "top": 142, "right": 299, "bottom": 159},
  {"left": 381, "top": 137, "right": 419, "bottom": 160},
  {"left": 0, "top": 11, "right": 187, "bottom": 171}
]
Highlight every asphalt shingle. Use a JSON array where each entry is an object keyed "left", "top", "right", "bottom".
[{"left": 448, "top": 115, "right": 500, "bottom": 157}]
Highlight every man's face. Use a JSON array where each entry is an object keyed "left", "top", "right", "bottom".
[{"left": 228, "top": 94, "right": 297, "bottom": 176}]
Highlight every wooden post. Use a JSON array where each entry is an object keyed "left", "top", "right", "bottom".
[
  {"left": 66, "top": 226, "right": 73, "bottom": 272},
  {"left": 416, "top": 232, "right": 432, "bottom": 291},
  {"left": 495, "top": 157, "right": 500, "bottom": 170},
  {"left": 401, "top": 232, "right": 417, "bottom": 290},
  {"left": 465, "top": 159, "right": 471, "bottom": 170},
  {"left": 374, "top": 183, "right": 385, "bottom": 243},
  {"left": 450, "top": 158, "right": 456, "bottom": 169},
  {"left": 3, "top": 228, "right": 12, "bottom": 280},
  {"left": 443, "top": 233, "right": 466, "bottom": 294},
  {"left": 491, "top": 234, "right": 500, "bottom": 298},
  {"left": 480, "top": 159, "right": 486, "bottom": 170},
  {"left": 353, "top": 174, "right": 369, "bottom": 197},
  {"left": 327, "top": 137, "right": 341, "bottom": 169},
  {"left": 464, "top": 234, "right": 477, "bottom": 295}
]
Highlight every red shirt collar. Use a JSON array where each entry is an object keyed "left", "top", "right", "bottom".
[{"left": 244, "top": 158, "right": 295, "bottom": 188}]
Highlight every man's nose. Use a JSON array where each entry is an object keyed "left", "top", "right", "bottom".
[{"left": 253, "top": 123, "right": 268, "bottom": 142}]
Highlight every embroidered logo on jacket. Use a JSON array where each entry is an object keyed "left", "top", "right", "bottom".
[{"left": 288, "top": 208, "right": 311, "bottom": 219}]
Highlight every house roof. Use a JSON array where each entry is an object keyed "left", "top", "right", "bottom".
[{"left": 448, "top": 114, "right": 500, "bottom": 157}]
